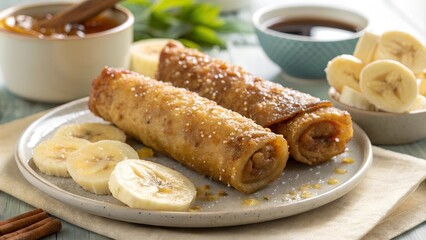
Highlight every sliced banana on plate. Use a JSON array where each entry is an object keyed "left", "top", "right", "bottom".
[
  {"left": 325, "top": 54, "right": 364, "bottom": 92},
  {"left": 409, "top": 95, "right": 426, "bottom": 111},
  {"left": 339, "top": 85, "right": 375, "bottom": 111},
  {"left": 416, "top": 72, "right": 426, "bottom": 96},
  {"left": 353, "top": 31, "right": 380, "bottom": 64},
  {"left": 360, "top": 59, "right": 418, "bottom": 113},
  {"left": 32, "top": 136, "right": 90, "bottom": 177},
  {"left": 66, "top": 140, "right": 139, "bottom": 195},
  {"left": 130, "top": 38, "right": 183, "bottom": 78},
  {"left": 109, "top": 159, "right": 196, "bottom": 211},
  {"left": 375, "top": 31, "right": 426, "bottom": 73},
  {"left": 54, "top": 123, "right": 126, "bottom": 142},
  {"left": 420, "top": 79, "right": 426, "bottom": 97}
]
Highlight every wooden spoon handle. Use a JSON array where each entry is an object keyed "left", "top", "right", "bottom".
[{"left": 38, "top": 0, "right": 121, "bottom": 28}]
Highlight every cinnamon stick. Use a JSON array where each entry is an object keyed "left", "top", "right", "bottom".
[
  {"left": 37, "top": 0, "right": 121, "bottom": 28},
  {"left": 0, "top": 217, "right": 52, "bottom": 239},
  {"left": 0, "top": 211, "right": 48, "bottom": 235},
  {"left": 0, "top": 209, "right": 43, "bottom": 226},
  {"left": 1, "top": 218, "right": 62, "bottom": 240}
]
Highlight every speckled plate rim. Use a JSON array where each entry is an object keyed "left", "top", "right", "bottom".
[{"left": 15, "top": 97, "right": 373, "bottom": 228}]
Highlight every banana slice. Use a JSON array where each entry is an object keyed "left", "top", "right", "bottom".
[
  {"left": 360, "top": 60, "right": 418, "bottom": 113},
  {"left": 353, "top": 31, "right": 380, "bottom": 64},
  {"left": 416, "top": 71, "right": 426, "bottom": 96},
  {"left": 32, "top": 136, "right": 90, "bottom": 177},
  {"left": 339, "top": 85, "right": 375, "bottom": 111},
  {"left": 409, "top": 95, "right": 426, "bottom": 111},
  {"left": 325, "top": 54, "right": 364, "bottom": 92},
  {"left": 109, "top": 159, "right": 196, "bottom": 211},
  {"left": 66, "top": 140, "right": 139, "bottom": 195},
  {"left": 375, "top": 31, "right": 426, "bottom": 72},
  {"left": 420, "top": 78, "right": 426, "bottom": 96},
  {"left": 54, "top": 123, "right": 126, "bottom": 142},
  {"left": 130, "top": 38, "right": 183, "bottom": 78}
]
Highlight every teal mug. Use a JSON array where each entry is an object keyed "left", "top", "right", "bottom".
[{"left": 253, "top": 4, "right": 369, "bottom": 80}]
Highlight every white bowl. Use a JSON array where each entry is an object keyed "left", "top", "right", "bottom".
[
  {"left": 0, "top": 2, "right": 134, "bottom": 103},
  {"left": 329, "top": 87, "right": 426, "bottom": 145}
]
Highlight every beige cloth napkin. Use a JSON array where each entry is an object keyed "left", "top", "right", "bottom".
[{"left": 1, "top": 112, "right": 425, "bottom": 240}]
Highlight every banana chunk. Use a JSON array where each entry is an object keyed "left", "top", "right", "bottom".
[
  {"left": 375, "top": 31, "right": 426, "bottom": 72},
  {"left": 33, "top": 136, "right": 90, "bottom": 177},
  {"left": 420, "top": 79, "right": 426, "bottom": 96},
  {"left": 409, "top": 95, "right": 426, "bottom": 111},
  {"left": 360, "top": 60, "right": 418, "bottom": 113},
  {"left": 66, "top": 140, "right": 139, "bottom": 195},
  {"left": 416, "top": 71, "right": 426, "bottom": 96},
  {"left": 325, "top": 54, "right": 364, "bottom": 92},
  {"left": 130, "top": 38, "right": 183, "bottom": 78},
  {"left": 353, "top": 31, "right": 380, "bottom": 64},
  {"left": 109, "top": 159, "right": 196, "bottom": 211},
  {"left": 339, "top": 85, "right": 375, "bottom": 111},
  {"left": 54, "top": 123, "right": 126, "bottom": 142}
]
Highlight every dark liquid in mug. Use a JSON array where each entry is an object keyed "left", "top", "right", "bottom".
[{"left": 267, "top": 18, "right": 359, "bottom": 40}]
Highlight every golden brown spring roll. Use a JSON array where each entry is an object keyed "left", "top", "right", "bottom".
[
  {"left": 89, "top": 67, "right": 288, "bottom": 193},
  {"left": 156, "top": 42, "right": 353, "bottom": 165}
]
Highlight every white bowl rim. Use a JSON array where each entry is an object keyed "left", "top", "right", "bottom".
[
  {"left": 0, "top": 1, "right": 134, "bottom": 41},
  {"left": 328, "top": 87, "right": 426, "bottom": 116},
  {"left": 252, "top": 3, "right": 370, "bottom": 42}
]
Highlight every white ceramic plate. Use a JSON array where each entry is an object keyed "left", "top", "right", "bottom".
[{"left": 15, "top": 97, "right": 372, "bottom": 228}]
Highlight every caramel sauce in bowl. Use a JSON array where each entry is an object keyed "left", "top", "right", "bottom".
[
  {"left": 252, "top": 4, "right": 369, "bottom": 79},
  {"left": 0, "top": 3, "right": 132, "bottom": 39},
  {"left": 0, "top": 3, "right": 134, "bottom": 103},
  {"left": 1, "top": 13, "right": 121, "bottom": 39}
]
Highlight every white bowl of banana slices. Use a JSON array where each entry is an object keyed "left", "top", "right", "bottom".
[{"left": 326, "top": 30, "right": 426, "bottom": 145}]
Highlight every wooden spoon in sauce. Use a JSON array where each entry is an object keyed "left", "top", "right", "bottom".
[{"left": 37, "top": 0, "right": 121, "bottom": 28}]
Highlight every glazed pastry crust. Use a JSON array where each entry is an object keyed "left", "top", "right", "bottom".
[
  {"left": 156, "top": 43, "right": 353, "bottom": 165},
  {"left": 89, "top": 67, "right": 288, "bottom": 193},
  {"left": 156, "top": 42, "right": 332, "bottom": 127}
]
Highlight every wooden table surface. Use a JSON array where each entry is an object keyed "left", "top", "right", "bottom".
[{"left": 1, "top": 0, "right": 425, "bottom": 239}]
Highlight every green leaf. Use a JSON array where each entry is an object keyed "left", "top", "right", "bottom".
[
  {"left": 149, "top": 11, "right": 172, "bottom": 29},
  {"left": 165, "top": 22, "right": 194, "bottom": 38},
  {"left": 123, "top": 0, "right": 247, "bottom": 48},
  {"left": 178, "top": 38, "right": 202, "bottom": 49},
  {"left": 180, "top": 4, "right": 224, "bottom": 29},
  {"left": 185, "top": 25, "right": 224, "bottom": 47},
  {"left": 151, "top": 0, "right": 192, "bottom": 13}
]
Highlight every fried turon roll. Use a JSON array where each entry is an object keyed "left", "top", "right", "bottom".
[
  {"left": 89, "top": 67, "right": 288, "bottom": 194},
  {"left": 156, "top": 42, "right": 353, "bottom": 165}
]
